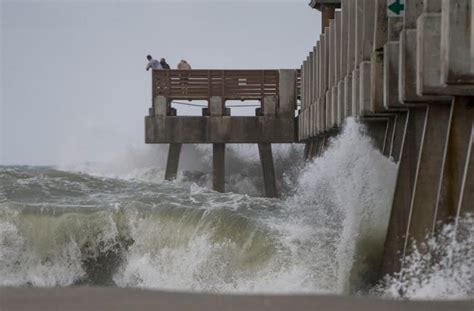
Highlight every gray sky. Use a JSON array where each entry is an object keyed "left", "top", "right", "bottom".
[{"left": 1, "top": 0, "right": 321, "bottom": 165}]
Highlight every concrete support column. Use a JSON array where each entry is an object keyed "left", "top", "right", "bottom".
[
  {"left": 382, "top": 106, "right": 427, "bottom": 275},
  {"left": 383, "top": 115, "right": 396, "bottom": 157},
  {"left": 404, "top": 103, "right": 453, "bottom": 255},
  {"left": 352, "top": 69, "right": 360, "bottom": 116},
  {"left": 304, "top": 142, "right": 311, "bottom": 161},
  {"left": 154, "top": 96, "right": 170, "bottom": 116},
  {"left": 258, "top": 143, "right": 278, "bottom": 198},
  {"left": 213, "top": 143, "right": 225, "bottom": 193},
  {"left": 390, "top": 111, "right": 408, "bottom": 163},
  {"left": 278, "top": 70, "right": 297, "bottom": 117},
  {"left": 435, "top": 98, "right": 474, "bottom": 227},
  {"left": 164, "top": 143, "right": 182, "bottom": 181}
]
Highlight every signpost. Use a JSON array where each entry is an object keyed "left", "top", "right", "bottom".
[{"left": 387, "top": 0, "right": 405, "bottom": 17}]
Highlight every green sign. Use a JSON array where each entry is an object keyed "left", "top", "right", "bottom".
[{"left": 387, "top": 0, "right": 405, "bottom": 17}]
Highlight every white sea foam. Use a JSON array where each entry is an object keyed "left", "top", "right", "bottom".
[
  {"left": 112, "top": 118, "right": 398, "bottom": 294},
  {"left": 375, "top": 215, "right": 474, "bottom": 300}
]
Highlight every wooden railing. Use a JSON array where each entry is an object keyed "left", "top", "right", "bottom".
[{"left": 152, "top": 70, "right": 279, "bottom": 101}]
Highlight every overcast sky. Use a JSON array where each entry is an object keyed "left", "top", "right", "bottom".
[{"left": 1, "top": 0, "right": 321, "bottom": 165}]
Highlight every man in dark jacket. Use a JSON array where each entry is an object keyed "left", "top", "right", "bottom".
[{"left": 160, "top": 58, "right": 171, "bottom": 69}]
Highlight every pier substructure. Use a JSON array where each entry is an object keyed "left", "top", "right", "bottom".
[
  {"left": 146, "top": 69, "right": 298, "bottom": 198},
  {"left": 258, "top": 143, "right": 278, "bottom": 198},
  {"left": 213, "top": 144, "right": 226, "bottom": 193},
  {"left": 404, "top": 103, "right": 452, "bottom": 254},
  {"left": 435, "top": 98, "right": 474, "bottom": 226},
  {"left": 165, "top": 143, "right": 182, "bottom": 181},
  {"left": 382, "top": 106, "right": 427, "bottom": 274}
]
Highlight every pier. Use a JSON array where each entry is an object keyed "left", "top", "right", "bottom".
[
  {"left": 297, "top": 0, "right": 474, "bottom": 276},
  {"left": 146, "top": 69, "right": 298, "bottom": 197},
  {"left": 145, "top": 0, "right": 473, "bottom": 279}
]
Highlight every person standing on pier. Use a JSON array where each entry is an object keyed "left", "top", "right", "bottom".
[
  {"left": 146, "top": 55, "right": 162, "bottom": 71},
  {"left": 160, "top": 58, "right": 171, "bottom": 69}
]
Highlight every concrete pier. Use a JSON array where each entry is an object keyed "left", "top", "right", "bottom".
[
  {"left": 258, "top": 143, "right": 278, "bottom": 198},
  {"left": 145, "top": 0, "right": 474, "bottom": 280},
  {"left": 404, "top": 103, "right": 452, "bottom": 253},
  {"left": 436, "top": 98, "right": 474, "bottom": 225},
  {"left": 146, "top": 69, "right": 297, "bottom": 198},
  {"left": 213, "top": 143, "right": 225, "bottom": 193},
  {"left": 164, "top": 143, "right": 182, "bottom": 181},
  {"left": 298, "top": 0, "right": 474, "bottom": 276},
  {"left": 382, "top": 106, "right": 427, "bottom": 274}
]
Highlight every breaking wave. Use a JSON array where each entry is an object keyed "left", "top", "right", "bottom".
[{"left": 6, "top": 119, "right": 458, "bottom": 297}]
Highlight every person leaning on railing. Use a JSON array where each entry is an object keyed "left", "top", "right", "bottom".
[{"left": 146, "top": 55, "right": 162, "bottom": 71}]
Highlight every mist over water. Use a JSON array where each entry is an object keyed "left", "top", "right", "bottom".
[{"left": 1, "top": 119, "right": 472, "bottom": 299}]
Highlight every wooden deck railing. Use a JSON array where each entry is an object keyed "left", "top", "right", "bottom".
[{"left": 152, "top": 70, "right": 280, "bottom": 101}]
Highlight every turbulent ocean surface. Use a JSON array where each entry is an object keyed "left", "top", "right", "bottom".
[{"left": 1, "top": 120, "right": 472, "bottom": 299}]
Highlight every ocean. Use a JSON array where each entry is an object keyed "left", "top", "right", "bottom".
[{"left": 1, "top": 119, "right": 472, "bottom": 300}]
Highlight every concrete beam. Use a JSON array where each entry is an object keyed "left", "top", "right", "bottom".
[
  {"left": 145, "top": 116, "right": 295, "bottom": 144},
  {"left": 417, "top": 13, "right": 473, "bottom": 96},
  {"left": 441, "top": 0, "right": 474, "bottom": 85},
  {"left": 399, "top": 29, "right": 447, "bottom": 103},
  {"left": 213, "top": 143, "right": 225, "bottom": 193},
  {"left": 164, "top": 143, "right": 182, "bottom": 181}
]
